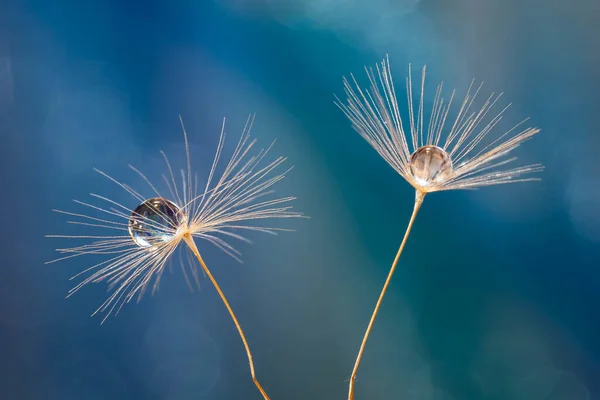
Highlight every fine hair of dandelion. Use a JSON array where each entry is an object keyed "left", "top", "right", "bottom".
[
  {"left": 336, "top": 54, "right": 543, "bottom": 194},
  {"left": 335, "top": 56, "right": 543, "bottom": 400},
  {"left": 46, "top": 115, "right": 302, "bottom": 323}
]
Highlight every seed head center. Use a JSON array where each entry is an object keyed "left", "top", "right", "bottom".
[
  {"left": 128, "top": 197, "right": 186, "bottom": 248},
  {"left": 408, "top": 145, "right": 454, "bottom": 188}
]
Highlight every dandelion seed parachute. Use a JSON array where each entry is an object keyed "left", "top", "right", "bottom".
[
  {"left": 48, "top": 115, "right": 300, "bottom": 320},
  {"left": 337, "top": 55, "right": 543, "bottom": 194},
  {"left": 47, "top": 115, "right": 302, "bottom": 399},
  {"left": 336, "top": 56, "right": 543, "bottom": 400}
]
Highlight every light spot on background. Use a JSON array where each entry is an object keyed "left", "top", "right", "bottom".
[{"left": 567, "top": 164, "right": 600, "bottom": 243}]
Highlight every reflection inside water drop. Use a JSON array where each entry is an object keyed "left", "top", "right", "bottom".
[
  {"left": 409, "top": 145, "right": 454, "bottom": 188},
  {"left": 128, "top": 198, "right": 184, "bottom": 248}
]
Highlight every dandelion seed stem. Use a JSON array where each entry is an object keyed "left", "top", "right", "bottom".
[
  {"left": 348, "top": 190, "right": 425, "bottom": 400},
  {"left": 182, "top": 234, "right": 270, "bottom": 400}
]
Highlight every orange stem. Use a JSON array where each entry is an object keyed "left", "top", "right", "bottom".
[
  {"left": 183, "top": 234, "right": 270, "bottom": 400},
  {"left": 348, "top": 191, "right": 425, "bottom": 400}
]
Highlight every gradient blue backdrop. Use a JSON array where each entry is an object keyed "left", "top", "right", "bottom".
[{"left": 1, "top": 0, "right": 599, "bottom": 399}]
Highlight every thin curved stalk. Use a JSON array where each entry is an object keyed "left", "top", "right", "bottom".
[
  {"left": 183, "top": 234, "right": 270, "bottom": 400},
  {"left": 348, "top": 191, "right": 425, "bottom": 400}
]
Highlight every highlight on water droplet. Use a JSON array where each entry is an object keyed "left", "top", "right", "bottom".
[
  {"left": 128, "top": 197, "right": 185, "bottom": 248},
  {"left": 408, "top": 145, "right": 454, "bottom": 188}
]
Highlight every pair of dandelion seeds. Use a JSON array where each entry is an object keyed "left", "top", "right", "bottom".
[{"left": 48, "top": 56, "right": 541, "bottom": 400}]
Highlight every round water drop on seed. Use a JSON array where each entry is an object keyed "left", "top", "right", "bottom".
[
  {"left": 128, "top": 198, "right": 184, "bottom": 248},
  {"left": 409, "top": 145, "right": 454, "bottom": 187}
]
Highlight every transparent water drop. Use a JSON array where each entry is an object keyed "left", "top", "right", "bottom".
[
  {"left": 409, "top": 145, "right": 454, "bottom": 188},
  {"left": 128, "top": 198, "right": 185, "bottom": 248}
]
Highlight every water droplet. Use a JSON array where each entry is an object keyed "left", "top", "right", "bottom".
[
  {"left": 409, "top": 145, "right": 454, "bottom": 188},
  {"left": 128, "top": 198, "right": 185, "bottom": 248}
]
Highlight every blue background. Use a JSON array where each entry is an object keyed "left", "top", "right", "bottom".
[{"left": 1, "top": 0, "right": 599, "bottom": 399}]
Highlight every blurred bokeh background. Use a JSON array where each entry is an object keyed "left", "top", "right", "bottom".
[{"left": 1, "top": 0, "right": 599, "bottom": 399}]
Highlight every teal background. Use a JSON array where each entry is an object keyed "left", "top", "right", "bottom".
[{"left": 1, "top": 0, "right": 599, "bottom": 399}]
